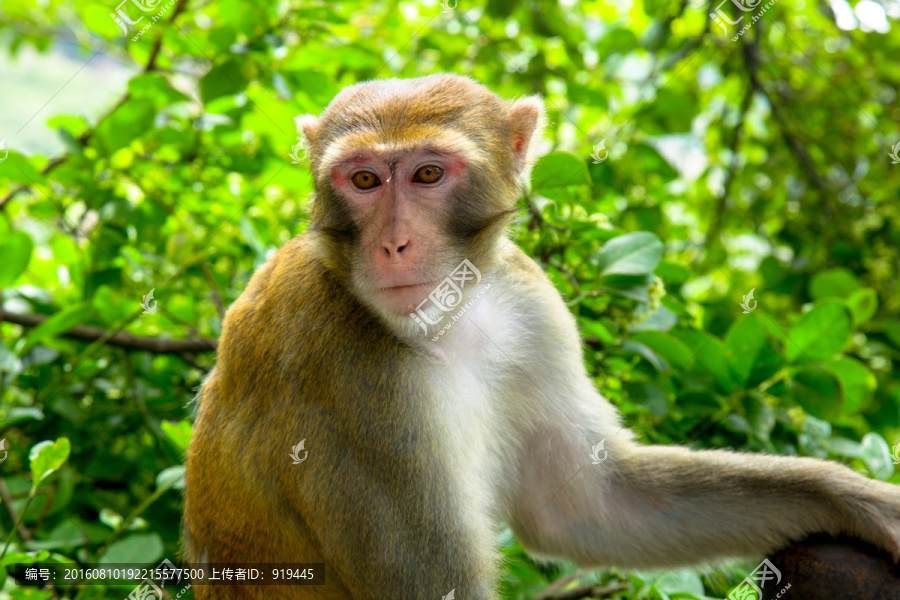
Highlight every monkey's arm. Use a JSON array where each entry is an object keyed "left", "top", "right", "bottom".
[
  {"left": 511, "top": 437, "right": 900, "bottom": 568},
  {"left": 498, "top": 245, "right": 900, "bottom": 568}
]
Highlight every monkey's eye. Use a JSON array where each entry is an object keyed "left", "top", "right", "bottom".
[
  {"left": 413, "top": 165, "right": 444, "bottom": 184},
  {"left": 351, "top": 171, "right": 381, "bottom": 190}
]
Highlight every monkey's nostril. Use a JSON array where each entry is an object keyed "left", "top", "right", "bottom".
[{"left": 397, "top": 243, "right": 408, "bottom": 254}]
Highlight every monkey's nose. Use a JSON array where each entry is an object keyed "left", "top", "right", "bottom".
[{"left": 379, "top": 239, "right": 412, "bottom": 263}]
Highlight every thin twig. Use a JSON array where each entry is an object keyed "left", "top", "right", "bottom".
[
  {"left": 0, "top": 479, "right": 33, "bottom": 543},
  {"left": 201, "top": 261, "right": 227, "bottom": 322},
  {"left": 703, "top": 75, "right": 754, "bottom": 252},
  {"left": 743, "top": 40, "right": 831, "bottom": 216},
  {"left": 1, "top": 311, "right": 217, "bottom": 354},
  {"left": 547, "top": 258, "right": 581, "bottom": 293}
]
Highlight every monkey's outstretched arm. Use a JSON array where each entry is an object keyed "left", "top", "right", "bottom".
[
  {"left": 499, "top": 246, "right": 900, "bottom": 570},
  {"left": 511, "top": 437, "right": 900, "bottom": 569}
]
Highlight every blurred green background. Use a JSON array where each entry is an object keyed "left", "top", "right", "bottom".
[{"left": 1, "top": 0, "right": 899, "bottom": 598}]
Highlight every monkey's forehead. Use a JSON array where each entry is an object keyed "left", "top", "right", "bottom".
[
  {"left": 316, "top": 75, "right": 509, "bottom": 139},
  {"left": 308, "top": 74, "right": 514, "bottom": 174},
  {"left": 325, "top": 74, "right": 504, "bottom": 115},
  {"left": 318, "top": 126, "right": 492, "bottom": 175}
]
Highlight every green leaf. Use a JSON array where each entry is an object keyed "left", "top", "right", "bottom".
[
  {"left": 725, "top": 312, "right": 769, "bottom": 389},
  {"left": 671, "top": 329, "right": 735, "bottom": 393},
  {"left": 200, "top": 58, "right": 248, "bottom": 103},
  {"left": 638, "top": 87, "right": 698, "bottom": 133},
  {"left": 744, "top": 392, "right": 775, "bottom": 441},
  {"left": 128, "top": 73, "right": 190, "bottom": 108},
  {"left": 29, "top": 438, "right": 71, "bottom": 488},
  {"left": 0, "top": 407, "right": 44, "bottom": 429},
  {"left": 885, "top": 320, "right": 900, "bottom": 349},
  {"left": 630, "top": 143, "right": 678, "bottom": 181},
  {"left": 622, "top": 341, "right": 669, "bottom": 372},
  {"left": 860, "top": 433, "right": 894, "bottom": 480},
  {"left": 286, "top": 70, "right": 339, "bottom": 105},
  {"left": 486, "top": 0, "right": 518, "bottom": 18},
  {"left": 0, "top": 231, "right": 34, "bottom": 287},
  {"left": 597, "top": 232, "right": 664, "bottom": 277},
  {"left": 99, "top": 533, "right": 163, "bottom": 564},
  {"left": 631, "top": 331, "right": 694, "bottom": 371},
  {"left": 531, "top": 151, "right": 591, "bottom": 195},
  {"left": 0, "top": 153, "right": 45, "bottom": 186},
  {"left": 161, "top": 420, "right": 193, "bottom": 454},
  {"left": 595, "top": 27, "right": 639, "bottom": 59},
  {"left": 654, "top": 569, "right": 705, "bottom": 595},
  {"left": 831, "top": 357, "right": 876, "bottom": 411},
  {"left": 156, "top": 465, "right": 185, "bottom": 490},
  {"left": 846, "top": 288, "right": 878, "bottom": 324},
  {"left": 654, "top": 261, "right": 691, "bottom": 284},
  {"left": 624, "top": 381, "right": 669, "bottom": 417},
  {"left": 785, "top": 302, "right": 852, "bottom": 363},
  {"left": 809, "top": 268, "right": 860, "bottom": 300},
  {"left": 94, "top": 98, "right": 156, "bottom": 155},
  {"left": 790, "top": 366, "right": 843, "bottom": 420},
  {"left": 829, "top": 437, "right": 863, "bottom": 459}
]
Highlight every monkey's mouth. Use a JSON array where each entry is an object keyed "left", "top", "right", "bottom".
[
  {"left": 381, "top": 282, "right": 440, "bottom": 291},
  {"left": 377, "top": 281, "right": 442, "bottom": 313}
]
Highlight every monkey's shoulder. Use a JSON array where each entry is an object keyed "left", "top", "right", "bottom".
[
  {"left": 224, "top": 234, "right": 356, "bottom": 332},
  {"left": 214, "top": 234, "right": 400, "bottom": 386},
  {"left": 494, "top": 243, "right": 575, "bottom": 314}
]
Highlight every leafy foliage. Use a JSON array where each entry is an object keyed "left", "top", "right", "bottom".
[{"left": 1, "top": 0, "right": 899, "bottom": 598}]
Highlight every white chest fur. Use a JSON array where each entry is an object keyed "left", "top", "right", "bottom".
[{"left": 420, "top": 283, "right": 526, "bottom": 521}]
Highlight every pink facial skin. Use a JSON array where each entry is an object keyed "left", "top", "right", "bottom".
[{"left": 330, "top": 145, "right": 468, "bottom": 315}]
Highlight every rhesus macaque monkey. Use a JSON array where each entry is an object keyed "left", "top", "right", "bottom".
[{"left": 183, "top": 73, "right": 900, "bottom": 599}]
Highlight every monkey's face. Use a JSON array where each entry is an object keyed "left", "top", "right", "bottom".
[
  {"left": 327, "top": 142, "right": 472, "bottom": 316},
  {"left": 296, "top": 74, "right": 545, "bottom": 334}
]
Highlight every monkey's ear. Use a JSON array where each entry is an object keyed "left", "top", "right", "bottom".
[
  {"left": 295, "top": 114, "right": 320, "bottom": 145},
  {"left": 507, "top": 95, "right": 547, "bottom": 173}
]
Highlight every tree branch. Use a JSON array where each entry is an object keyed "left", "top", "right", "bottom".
[
  {"left": 703, "top": 76, "right": 754, "bottom": 252},
  {"left": 742, "top": 40, "right": 831, "bottom": 216},
  {"left": 1, "top": 311, "right": 217, "bottom": 354}
]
